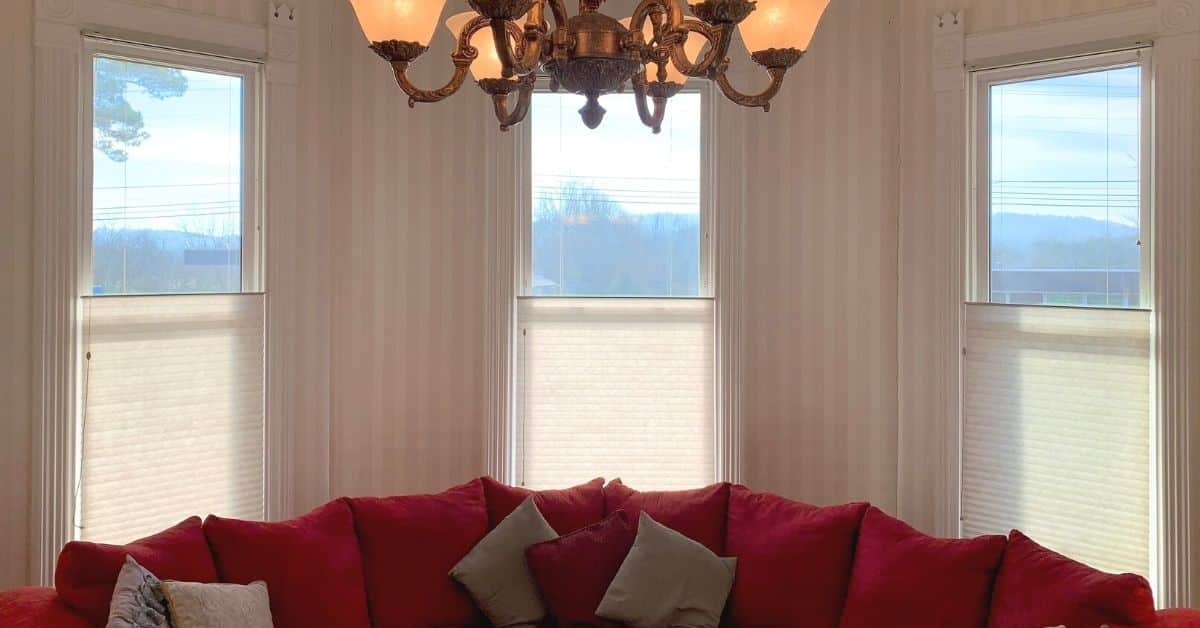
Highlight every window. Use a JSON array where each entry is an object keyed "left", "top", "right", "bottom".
[
  {"left": 963, "top": 50, "right": 1153, "bottom": 579},
  {"left": 973, "top": 51, "right": 1149, "bottom": 308},
  {"left": 515, "top": 89, "right": 715, "bottom": 490},
  {"left": 77, "top": 38, "right": 265, "bottom": 544}
]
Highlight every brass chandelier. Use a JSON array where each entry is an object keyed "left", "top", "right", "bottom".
[{"left": 349, "top": 0, "right": 831, "bottom": 131}]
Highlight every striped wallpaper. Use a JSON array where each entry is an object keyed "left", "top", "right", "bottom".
[{"left": 0, "top": 0, "right": 1179, "bottom": 589}]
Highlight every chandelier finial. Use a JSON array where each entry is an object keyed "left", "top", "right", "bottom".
[{"left": 580, "top": 0, "right": 604, "bottom": 14}]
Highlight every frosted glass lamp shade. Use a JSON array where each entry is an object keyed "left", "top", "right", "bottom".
[
  {"left": 350, "top": 0, "right": 448, "bottom": 45},
  {"left": 446, "top": 11, "right": 508, "bottom": 81},
  {"left": 737, "top": 0, "right": 831, "bottom": 52},
  {"left": 620, "top": 18, "right": 706, "bottom": 84}
]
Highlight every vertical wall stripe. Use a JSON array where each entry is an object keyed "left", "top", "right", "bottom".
[{"left": 0, "top": 0, "right": 34, "bottom": 590}]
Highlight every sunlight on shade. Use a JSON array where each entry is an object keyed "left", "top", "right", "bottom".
[
  {"left": 349, "top": 0, "right": 447, "bottom": 45},
  {"left": 446, "top": 11, "right": 509, "bottom": 81},
  {"left": 620, "top": 17, "right": 706, "bottom": 84},
  {"left": 737, "top": 0, "right": 831, "bottom": 53}
]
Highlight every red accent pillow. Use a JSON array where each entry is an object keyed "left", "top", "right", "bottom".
[
  {"left": 724, "top": 486, "right": 869, "bottom": 628},
  {"left": 54, "top": 517, "right": 218, "bottom": 627},
  {"left": 603, "top": 479, "right": 730, "bottom": 554},
  {"left": 987, "top": 530, "right": 1155, "bottom": 628},
  {"left": 839, "top": 507, "right": 1007, "bottom": 628},
  {"left": 348, "top": 479, "right": 489, "bottom": 627},
  {"left": 482, "top": 476, "right": 605, "bottom": 535},
  {"left": 526, "top": 511, "right": 635, "bottom": 628},
  {"left": 203, "top": 500, "right": 370, "bottom": 628}
]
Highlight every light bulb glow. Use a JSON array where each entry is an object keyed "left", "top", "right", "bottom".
[
  {"left": 620, "top": 17, "right": 707, "bottom": 84},
  {"left": 737, "top": 0, "right": 831, "bottom": 53},
  {"left": 445, "top": 11, "right": 511, "bottom": 81},
  {"left": 349, "top": 0, "right": 448, "bottom": 45}
]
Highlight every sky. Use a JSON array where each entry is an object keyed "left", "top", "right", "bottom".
[
  {"left": 92, "top": 56, "right": 1142, "bottom": 252},
  {"left": 531, "top": 91, "right": 702, "bottom": 217},
  {"left": 989, "top": 64, "right": 1141, "bottom": 228},
  {"left": 92, "top": 57, "right": 244, "bottom": 237}
]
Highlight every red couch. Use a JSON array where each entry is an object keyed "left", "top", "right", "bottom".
[{"left": 1, "top": 477, "right": 1196, "bottom": 627}]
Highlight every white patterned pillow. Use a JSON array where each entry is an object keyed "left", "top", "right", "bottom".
[
  {"left": 106, "top": 556, "right": 171, "bottom": 628},
  {"left": 162, "top": 580, "right": 273, "bottom": 628}
]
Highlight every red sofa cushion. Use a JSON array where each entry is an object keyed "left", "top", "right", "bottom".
[
  {"left": 840, "top": 507, "right": 1007, "bottom": 628},
  {"left": 0, "top": 587, "right": 91, "bottom": 628},
  {"left": 203, "top": 499, "right": 370, "bottom": 628},
  {"left": 724, "top": 487, "right": 868, "bottom": 627},
  {"left": 348, "top": 479, "right": 489, "bottom": 627},
  {"left": 526, "top": 511, "right": 635, "bottom": 628},
  {"left": 54, "top": 516, "right": 217, "bottom": 626},
  {"left": 603, "top": 479, "right": 730, "bottom": 554},
  {"left": 987, "top": 530, "right": 1155, "bottom": 628},
  {"left": 482, "top": 476, "right": 605, "bottom": 535}
]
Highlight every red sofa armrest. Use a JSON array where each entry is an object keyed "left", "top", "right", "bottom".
[
  {"left": 0, "top": 587, "right": 91, "bottom": 628},
  {"left": 1157, "top": 608, "right": 1200, "bottom": 626}
]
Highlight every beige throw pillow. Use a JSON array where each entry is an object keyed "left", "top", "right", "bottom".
[
  {"left": 162, "top": 580, "right": 273, "bottom": 628},
  {"left": 595, "top": 512, "right": 737, "bottom": 628},
  {"left": 450, "top": 497, "right": 558, "bottom": 627}
]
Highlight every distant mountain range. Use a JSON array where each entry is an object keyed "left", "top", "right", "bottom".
[{"left": 991, "top": 212, "right": 1138, "bottom": 246}]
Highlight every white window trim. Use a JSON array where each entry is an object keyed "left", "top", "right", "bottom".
[
  {"left": 937, "top": 2, "right": 1200, "bottom": 607},
  {"left": 31, "top": 0, "right": 299, "bottom": 585},
  {"left": 967, "top": 48, "right": 1154, "bottom": 305},
  {"left": 487, "top": 79, "right": 734, "bottom": 486}
]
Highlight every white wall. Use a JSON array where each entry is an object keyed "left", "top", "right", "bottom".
[{"left": 0, "top": 0, "right": 35, "bottom": 591}]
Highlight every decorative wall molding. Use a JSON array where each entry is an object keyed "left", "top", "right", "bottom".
[
  {"left": 1150, "top": 0, "right": 1200, "bottom": 606},
  {"left": 262, "top": 0, "right": 299, "bottom": 521},
  {"left": 267, "top": 2, "right": 298, "bottom": 84},
  {"left": 963, "top": 4, "right": 1160, "bottom": 69},
  {"left": 483, "top": 105, "right": 519, "bottom": 484},
  {"left": 76, "top": 0, "right": 267, "bottom": 59},
  {"left": 30, "top": 0, "right": 83, "bottom": 586},
  {"left": 933, "top": 11, "right": 965, "bottom": 92}
]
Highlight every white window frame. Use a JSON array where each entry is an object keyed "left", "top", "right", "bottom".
[
  {"left": 76, "top": 37, "right": 267, "bottom": 541},
  {"left": 508, "top": 79, "right": 721, "bottom": 487},
  {"left": 963, "top": 45, "right": 1160, "bottom": 591},
  {"left": 968, "top": 48, "right": 1154, "bottom": 307},
  {"left": 81, "top": 36, "right": 265, "bottom": 296}
]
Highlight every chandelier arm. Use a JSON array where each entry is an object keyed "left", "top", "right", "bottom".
[
  {"left": 488, "top": 77, "right": 535, "bottom": 131},
  {"left": 667, "top": 20, "right": 732, "bottom": 77},
  {"left": 629, "top": 0, "right": 684, "bottom": 41},
  {"left": 390, "top": 60, "right": 475, "bottom": 107},
  {"left": 712, "top": 65, "right": 788, "bottom": 112},
  {"left": 492, "top": 4, "right": 546, "bottom": 78},
  {"left": 630, "top": 75, "right": 671, "bottom": 134},
  {"left": 546, "top": 0, "right": 569, "bottom": 29}
]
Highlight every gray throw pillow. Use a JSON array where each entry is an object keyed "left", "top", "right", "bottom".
[
  {"left": 161, "top": 580, "right": 273, "bottom": 628},
  {"left": 449, "top": 497, "right": 558, "bottom": 627},
  {"left": 595, "top": 512, "right": 737, "bottom": 628},
  {"left": 107, "top": 556, "right": 172, "bottom": 628}
]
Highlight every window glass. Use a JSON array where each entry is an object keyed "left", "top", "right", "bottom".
[
  {"left": 91, "top": 56, "right": 245, "bottom": 295},
  {"left": 530, "top": 92, "right": 702, "bottom": 297},
  {"left": 989, "top": 65, "right": 1141, "bottom": 307}
]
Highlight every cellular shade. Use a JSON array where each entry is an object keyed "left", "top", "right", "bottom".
[
  {"left": 79, "top": 294, "right": 266, "bottom": 544},
  {"left": 737, "top": 0, "right": 832, "bottom": 53},
  {"left": 960, "top": 303, "right": 1151, "bottom": 577},
  {"left": 515, "top": 298, "right": 715, "bottom": 490},
  {"left": 349, "top": 0, "right": 448, "bottom": 45}
]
